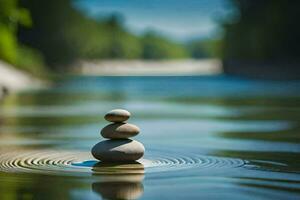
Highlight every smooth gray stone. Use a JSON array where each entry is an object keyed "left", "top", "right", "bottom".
[
  {"left": 104, "top": 109, "right": 131, "bottom": 122},
  {"left": 101, "top": 123, "right": 140, "bottom": 139},
  {"left": 92, "top": 162, "right": 145, "bottom": 178},
  {"left": 92, "top": 181, "right": 143, "bottom": 200},
  {"left": 91, "top": 139, "right": 145, "bottom": 162}
]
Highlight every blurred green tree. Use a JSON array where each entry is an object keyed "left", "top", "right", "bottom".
[
  {"left": 222, "top": 0, "right": 300, "bottom": 60},
  {"left": 0, "top": 0, "right": 31, "bottom": 64},
  {"left": 187, "top": 39, "right": 222, "bottom": 58},
  {"left": 141, "top": 32, "right": 188, "bottom": 59},
  {"left": 19, "top": 0, "right": 85, "bottom": 70},
  {"left": 19, "top": 0, "right": 189, "bottom": 71}
]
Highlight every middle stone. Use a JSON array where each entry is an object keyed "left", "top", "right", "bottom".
[{"left": 101, "top": 123, "right": 140, "bottom": 139}]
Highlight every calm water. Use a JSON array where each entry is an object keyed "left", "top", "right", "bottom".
[{"left": 0, "top": 75, "right": 300, "bottom": 200}]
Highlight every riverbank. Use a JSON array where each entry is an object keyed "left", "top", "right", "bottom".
[
  {"left": 0, "top": 60, "right": 44, "bottom": 99},
  {"left": 73, "top": 59, "right": 222, "bottom": 76}
]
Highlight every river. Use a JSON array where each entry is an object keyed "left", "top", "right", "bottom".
[{"left": 0, "top": 75, "right": 299, "bottom": 199}]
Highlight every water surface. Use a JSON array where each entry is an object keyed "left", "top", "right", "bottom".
[{"left": 0, "top": 76, "right": 299, "bottom": 200}]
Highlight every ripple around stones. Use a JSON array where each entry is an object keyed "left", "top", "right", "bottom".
[
  {"left": 104, "top": 109, "right": 131, "bottom": 122},
  {"left": 101, "top": 123, "right": 140, "bottom": 139},
  {"left": 91, "top": 139, "right": 145, "bottom": 162}
]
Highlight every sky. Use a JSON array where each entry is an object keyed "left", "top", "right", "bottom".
[{"left": 74, "top": 0, "right": 232, "bottom": 41}]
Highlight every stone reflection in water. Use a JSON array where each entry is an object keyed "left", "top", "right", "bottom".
[{"left": 92, "top": 161, "right": 144, "bottom": 200}]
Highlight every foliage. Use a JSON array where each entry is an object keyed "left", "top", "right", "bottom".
[
  {"left": 0, "top": 0, "right": 48, "bottom": 76},
  {"left": 70, "top": 15, "right": 142, "bottom": 59},
  {"left": 18, "top": 0, "right": 190, "bottom": 71},
  {"left": 141, "top": 32, "right": 188, "bottom": 59},
  {"left": 16, "top": 45, "right": 47, "bottom": 77},
  {"left": 1, "top": 0, "right": 225, "bottom": 74},
  {"left": 0, "top": 0, "right": 31, "bottom": 64},
  {"left": 187, "top": 39, "right": 222, "bottom": 58},
  {"left": 222, "top": 0, "right": 300, "bottom": 60}
]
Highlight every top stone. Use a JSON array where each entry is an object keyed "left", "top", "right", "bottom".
[{"left": 104, "top": 109, "right": 131, "bottom": 122}]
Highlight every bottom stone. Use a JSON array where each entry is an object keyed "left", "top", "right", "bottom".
[{"left": 91, "top": 139, "right": 145, "bottom": 162}]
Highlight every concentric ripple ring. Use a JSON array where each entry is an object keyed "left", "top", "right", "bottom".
[{"left": 0, "top": 149, "right": 246, "bottom": 176}]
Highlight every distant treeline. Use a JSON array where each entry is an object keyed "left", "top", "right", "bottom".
[
  {"left": 221, "top": 0, "right": 300, "bottom": 79},
  {"left": 222, "top": 0, "right": 300, "bottom": 61},
  {"left": 0, "top": 0, "right": 217, "bottom": 74},
  {"left": 2, "top": 0, "right": 296, "bottom": 76}
]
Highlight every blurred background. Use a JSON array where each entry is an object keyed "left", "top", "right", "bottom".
[
  {"left": 0, "top": 1, "right": 300, "bottom": 200},
  {"left": 1, "top": 0, "right": 299, "bottom": 85}
]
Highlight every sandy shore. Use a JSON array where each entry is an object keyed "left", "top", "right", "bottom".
[
  {"left": 74, "top": 59, "right": 222, "bottom": 76},
  {"left": 0, "top": 60, "right": 43, "bottom": 99}
]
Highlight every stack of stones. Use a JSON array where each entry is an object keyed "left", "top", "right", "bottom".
[{"left": 91, "top": 109, "right": 145, "bottom": 163}]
